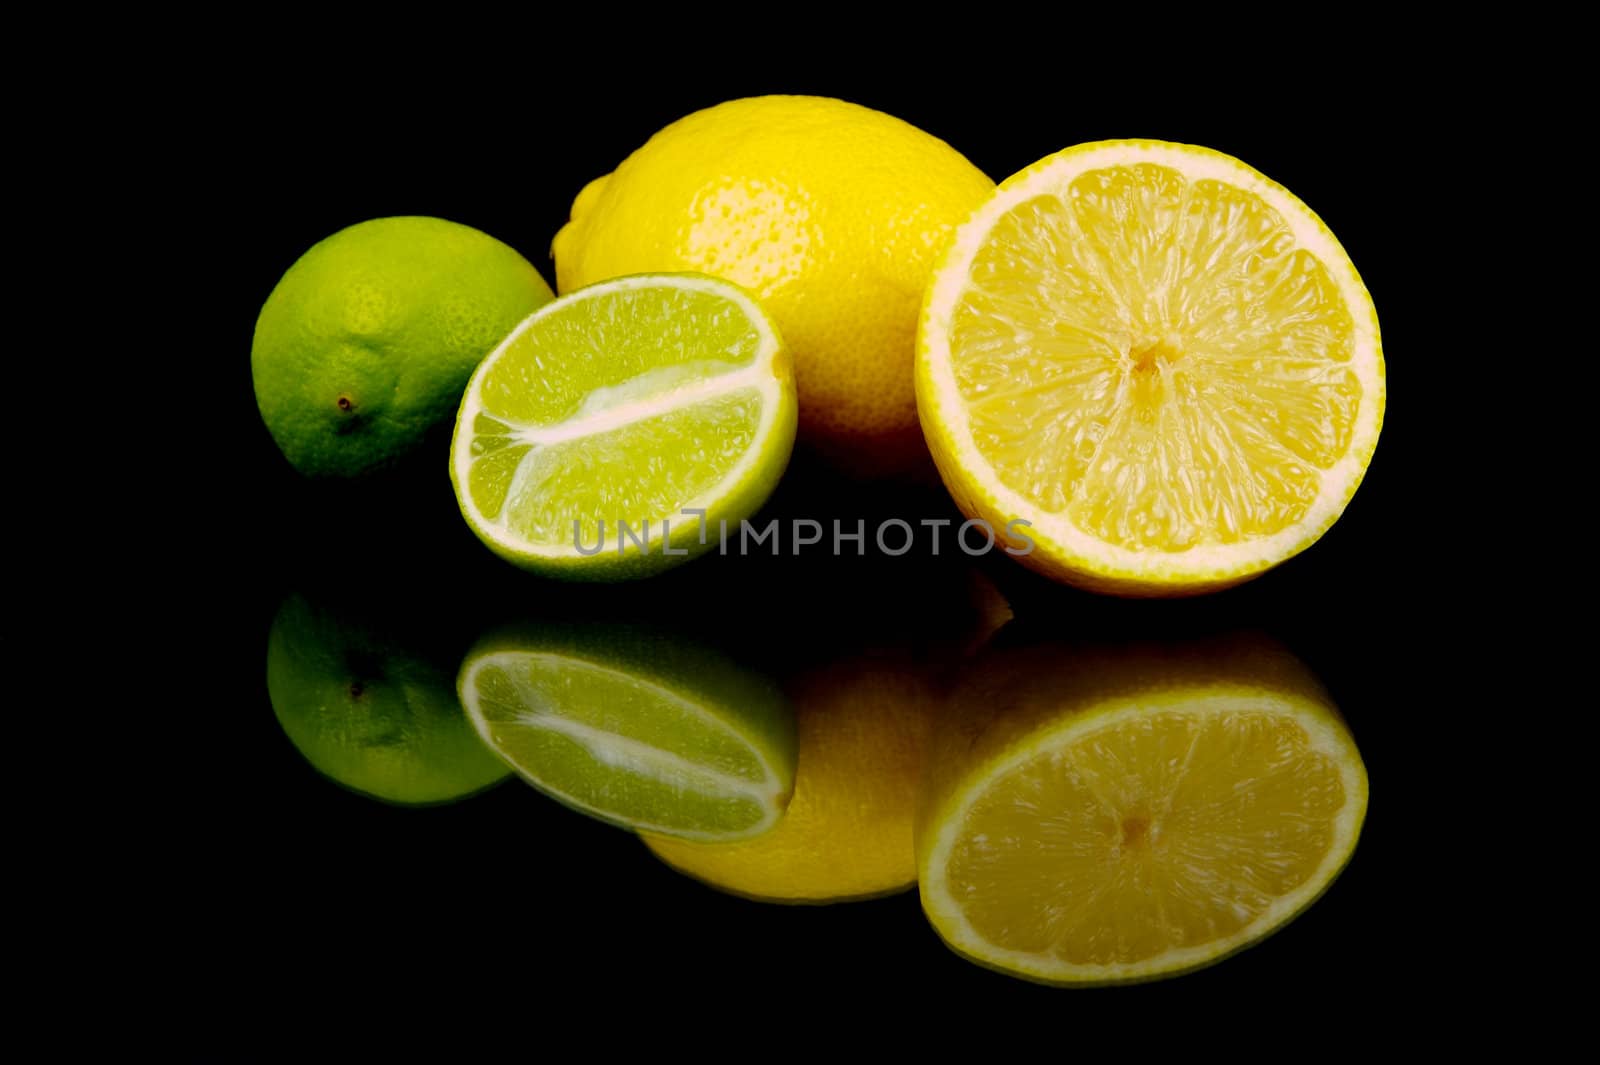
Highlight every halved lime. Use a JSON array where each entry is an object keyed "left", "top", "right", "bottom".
[
  {"left": 449, "top": 273, "right": 796, "bottom": 578},
  {"left": 457, "top": 624, "right": 797, "bottom": 840}
]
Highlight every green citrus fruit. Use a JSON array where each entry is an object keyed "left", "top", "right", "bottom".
[
  {"left": 267, "top": 594, "right": 510, "bottom": 805},
  {"left": 253, "top": 216, "right": 554, "bottom": 476},
  {"left": 449, "top": 273, "right": 796, "bottom": 579}
]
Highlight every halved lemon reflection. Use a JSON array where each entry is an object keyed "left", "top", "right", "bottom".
[
  {"left": 458, "top": 624, "right": 796, "bottom": 842},
  {"left": 267, "top": 593, "right": 511, "bottom": 805},
  {"left": 917, "top": 631, "right": 1366, "bottom": 985}
]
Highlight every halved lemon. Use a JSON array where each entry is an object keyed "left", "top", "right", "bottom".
[
  {"left": 451, "top": 273, "right": 796, "bottom": 579},
  {"left": 916, "top": 141, "right": 1384, "bottom": 595},
  {"left": 917, "top": 634, "right": 1367, "bottom": 985}
]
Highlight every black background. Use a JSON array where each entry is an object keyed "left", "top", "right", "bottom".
[{"left": 143, "top": 52, "right": 1442, "bottom": 1031}]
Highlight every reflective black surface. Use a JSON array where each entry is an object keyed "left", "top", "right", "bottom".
[{"left": 156, "top": 448, "right": 1415, "bottom": 1006}]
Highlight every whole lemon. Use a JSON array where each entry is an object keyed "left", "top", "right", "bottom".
[
  {"left": 552, "top": 96, "right": 993, "bottom": 474},
  {"left": 253, "top": 216, "right": 553, "bottom": 477}
]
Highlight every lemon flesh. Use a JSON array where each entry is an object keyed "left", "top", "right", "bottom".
[
  {"left": 450, "top": 274, "right": 796, "bottom": 578},
  {"left": 918, "top": 142, "right": 1384, "bottom": 593},
  {"left": 458, "top": 626, "right": 796, "bottom": 841},
  {"left": 918, "top": 639, "right": 1367, "bottom": 985}
]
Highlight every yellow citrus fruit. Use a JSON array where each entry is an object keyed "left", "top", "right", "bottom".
[
  {"left": 917, "top": 633, "right": 1367, "bottom": 985},
  {"left": 553, "top": 96, "right": 994, "bottom": 474},
  {"left": 917, "top": 141, "right": 1385, "bottom": 594},
  {"left": 642, "top": 650, "right": 934, "bottom": 902}
]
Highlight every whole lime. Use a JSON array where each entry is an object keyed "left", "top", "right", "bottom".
[
  {"left": 267, "top": 593, "right": 510, "bottom": 805},
  {"left": 252, "top": 216, "right": 553, "bottom": 476}
]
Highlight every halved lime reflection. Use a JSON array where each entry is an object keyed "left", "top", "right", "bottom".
[
  {"left": 458, "top": 623, "right": 796, "bottom": 842},
  {"left": 267, "top": 593, "right": 511, "bottom": 806},
  {"left": 916, "top": 630, "right": 1368, "bottom": 986}
]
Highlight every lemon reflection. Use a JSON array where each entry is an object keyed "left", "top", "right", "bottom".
[
  {"left": 638, "top": 567, "right": 1006, "bottom": 903},
  {"left": 643, "top": 646, "right": 937, "bottom": 903},
  {"left": 267, "top": 593, "right": 510, "bottom": 806},
  {"left": 917, "top": 630, "right": 1367, "bottom": 985}
]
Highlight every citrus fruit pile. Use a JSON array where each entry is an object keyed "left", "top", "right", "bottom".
[{"left": 252, "top": 94, "right": 1382, "bottom": 986}]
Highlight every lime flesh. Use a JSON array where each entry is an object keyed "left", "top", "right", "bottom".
[{"left": 450, "top": 273, "right": 796, "bottom": 578}]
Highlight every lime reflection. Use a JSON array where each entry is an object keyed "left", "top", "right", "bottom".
[
  {"left": 458, "top": 622, "right": 797, "bottom": 842},
  {"left": 267, "top": 593, "right": 511, "bottom": 806}
]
